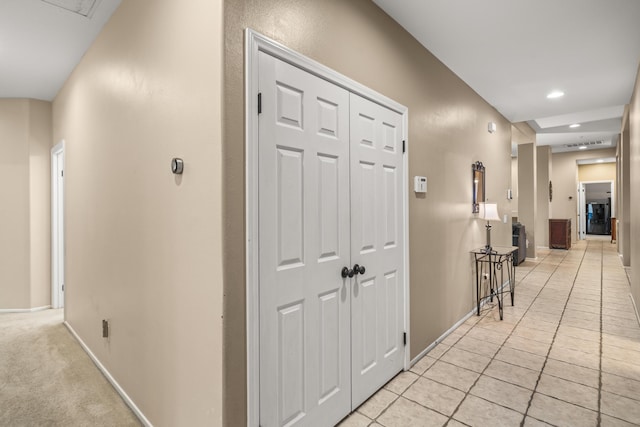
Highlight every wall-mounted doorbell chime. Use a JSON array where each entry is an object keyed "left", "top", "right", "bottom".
[{"left": 171, "top": 158, "right": 184, "bottom": 174}]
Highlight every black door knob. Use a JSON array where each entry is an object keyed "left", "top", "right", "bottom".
[
  {"left": 353, "top": 264, "right": 365, "bottom": 275},
  {"left": 341, "top": 267, "right": 354, "bottom": 278}
]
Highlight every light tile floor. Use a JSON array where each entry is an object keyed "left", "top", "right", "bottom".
[{"left": 339, "top": 240, "right": 640, "bottom": 427}]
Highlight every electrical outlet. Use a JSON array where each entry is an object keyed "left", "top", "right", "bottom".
[{"left": 102, "top": 319, "right": 109, "bottom": 338}]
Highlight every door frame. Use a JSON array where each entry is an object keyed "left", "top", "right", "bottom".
[
  {"left": 245, "top": 29, "right": 410, "bottom": 426},
  {"left": 51, "top": 140, "right": 65, "bottom": 309},
  {"left": 578, "top": 180, "right": 615, "bottom": 239}
]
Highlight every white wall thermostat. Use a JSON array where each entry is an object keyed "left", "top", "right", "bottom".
[{"left": 414, "top": 176, "right": 427, "bottom": 193}]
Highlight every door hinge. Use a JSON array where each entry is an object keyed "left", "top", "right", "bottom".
[
  {"left": 403, "top": 332, "right": 407, "bottom": 346},
  {"left": 402, "top": 140, "right": 406, "bottom": 153},
  {"left": 258, "top": 93, "right": 262, "bottom": 114},
  {"left": 61, "top": 170, "right": 64, "bottom": 177},
  {"left": 62, "top": 284, "right": 65, "bottom": 291}
]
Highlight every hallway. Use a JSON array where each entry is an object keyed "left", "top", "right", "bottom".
[
  {"left": 342, "top": 240, "right": 640, "bottom": 426},
  {"left": 2, "top": 240, "right": 639, "bottom": 426}
]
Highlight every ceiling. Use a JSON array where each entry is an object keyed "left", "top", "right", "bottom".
[
  {"left": 1, "top": 1, "right": 639, "bottom": 156},
  {"left": 0, "top": 0, "right": 120, "bottom": 101},
  {"left": 373, "top": 0, "right": 640, "bottom": 155}
]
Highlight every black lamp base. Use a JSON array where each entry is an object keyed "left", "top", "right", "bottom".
[{"left": 484, "top": 222, "right": 493, "bottom": 253}]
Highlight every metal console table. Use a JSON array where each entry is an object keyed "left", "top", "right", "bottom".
[{"left": 471, "top": 246, "right": 518, "bottom": 320}]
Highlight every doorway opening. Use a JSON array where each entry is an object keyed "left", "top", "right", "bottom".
[
  {"left": 578, "top": 180, "right": 614, "bottom": 240},
  {"left": 51, "top": 141, "right": 65, "bottom": 309}
]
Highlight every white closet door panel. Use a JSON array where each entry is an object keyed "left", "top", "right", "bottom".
[
  {"left": 350, "top": 93, "right": 405, "bottom": 409},
  {"left": 259, "top": 52, "right": 351, "bottom": 427}
]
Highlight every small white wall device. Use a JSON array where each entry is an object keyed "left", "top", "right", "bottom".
[
  {"left": 488, "top": 122, "right": 497, "bottom": 133},
  {"left": 171, "top": 157, "right": 184, "bottom": 174},
  {"left": 414, "top": 176, "right": 427, "bottom": 193}
]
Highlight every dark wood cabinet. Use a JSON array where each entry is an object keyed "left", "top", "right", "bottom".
[{"left": 549, "top": 219, "right": 571, "bottom": 249}]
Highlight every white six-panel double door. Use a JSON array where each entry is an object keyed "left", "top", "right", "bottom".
[{"left": 258, "top": 52, "right": 405, "bottom": 427}]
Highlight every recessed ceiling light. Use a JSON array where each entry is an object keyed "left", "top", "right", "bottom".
[
  {"left": 569, "top": 124, "right": 581, "bottom": 128},
  {"left": 547, "top": 91, "right": 565, "bottom": 99},
  {"left": 579, "top": 146, "right": 587, "bottom": 150}
]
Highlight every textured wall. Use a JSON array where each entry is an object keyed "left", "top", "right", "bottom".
[
  {"left": 578, "top": 162, "right": 616, "bottom": 182},
  {"left": 536, "top": 146, "right": 551, "bottom": 248},
  {"left": 0, "top": 100, "right": 31, "bottom": 309},
  {"left": 29, "top": 100, "right": 52, "bottom": 308},
  {"left": 0, "top": 99, "right": 51, "bottom": 310},
  {"left": 223, "top": 0, "right": 513, "bottom": 424},
  {"left": 52, "top": 0, "right": 224, "bottom": 425},
  {"left": 629, "top": 64, "right": 640, "bottom": 319},
  {"left": 518, "top": 143, "right": 537, "bottom": 257},
  {"left": 620, "top": 116, "right": 631, "bottom": 266}
]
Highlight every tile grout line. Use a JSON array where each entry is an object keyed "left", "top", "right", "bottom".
[
  {"left": 359, "top": 243, "right": 635, "bottom": 427},
  {"left": 519, "top": 242, "right": 590, "bottom": 426},
  {"left": 367, "top": 301, "right": 498, "bottom": 424},
  {"left": 597, "top": 241, "right": 603, "bottom": 427},
  {"left": 392, "top": 251, "right": 556, "bottom": 427},
  {"left": 437, "top": 250, "right": 567, "bottom": 427},
  {"left": 366, "top": 250, "right": 516, "bottom": 425},
  {"left": 369, "top": 248, "right": 583, "bottom": 425}
]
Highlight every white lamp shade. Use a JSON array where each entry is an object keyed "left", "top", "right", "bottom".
[{"left": 479, "top": 203, "right": 501, "bottom": 222}]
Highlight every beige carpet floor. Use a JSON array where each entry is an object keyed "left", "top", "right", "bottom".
[{"left": 0, "top": 309, "right": 141, "bottom": 426}]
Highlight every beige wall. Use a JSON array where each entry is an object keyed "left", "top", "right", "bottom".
[
  {"left": 629, "top": 64, "right": 640, "bottom": 319},
  {"left": 29, "top": 100, "right": 53, "bottom": 308},
  {"left": 620, "top": 113, "right": 631, "bottom": 266},
  {"left": 551, "top": 148, "right": 617, "bottom": 243},
  {"left": 0, "top": 99, "right": 51, "bottom": 310},
  {"left": 511, "top": 157, "right": 518, "bottom": 217},
  {"left": 0, "top": 100, "right": 31, "bottom": 309},
  {"left": 511, "top": 123, "right": 536, "bottom": 255},
  {"left": 223, "top": 0, "right": 513, "bottom": 424},
  {"left": 536, "top": 146, "right": 551, "bottom": 247},
  {"left": 578, "top": 162, "right": 616, "bottom": 182},
  {"left": 52, "top": 0, "right": 224, "bottom": 425},
  {"left": 518, "top": 143, "right": 537, "bottom": 257}
]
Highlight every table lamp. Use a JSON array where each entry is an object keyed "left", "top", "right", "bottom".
[{"left": 479, "top": 203, "right": 501, "bottom": 253}]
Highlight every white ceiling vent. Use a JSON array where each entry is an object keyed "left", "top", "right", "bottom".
[
  {"left": 41, "top": 0, "right": 101, "bottom": 17},
  {"left": 564, "top": 140, "right": 610, "bottom": 149}
]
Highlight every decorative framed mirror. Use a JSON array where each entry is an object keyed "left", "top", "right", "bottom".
[{"left": 472, "top": 161, "right": 485, "bottom": 213}]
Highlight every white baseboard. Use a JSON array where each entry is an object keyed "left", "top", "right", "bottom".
[
  {"left": 630, "top": 293, "right": 640, "bottom": 328},
  {"left": 0, "top": 305, "right": 51, "bottom": 313},
  {"left": 410, "top": 308, "right": 476, "bottom": 365},
  {"left": 63, "top": 321, "right": 153, "bottom": 427},
  {"left": 410, "top": 279, "right": 511, "bottom": 366}
]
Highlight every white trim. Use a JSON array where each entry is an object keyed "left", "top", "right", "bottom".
[
  {"left": 64, "top": 321, "right": 153, "bottom": 427},
  {"left": 409, "top": 278, "right": 511, "bottom": 366},
  {"left": 578, "top": 179, "right": 615, "bottom": 240},
  {"left": 244, "top": 29, "right": 260, "bottom": 427},
  {"left": 51, "top": 140, "right": 65, "bottom": 310},
  {"left": 245, "top": 29, "right": 410, "bottom": 427},
  {"left": 402, "top": 109, "right": 411, "bottom": 371},
  {"left": 0, "top": 305, "right": 51, "bottom": 313},
  {"left": 578, "top": 183, "right": 585, "bottom": 240},
  {"left": 410, "top": 308, "right": 476, "bottom": 365},
  {"left": 630, "top": 293, "right": 640, "bottom": 328}
]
